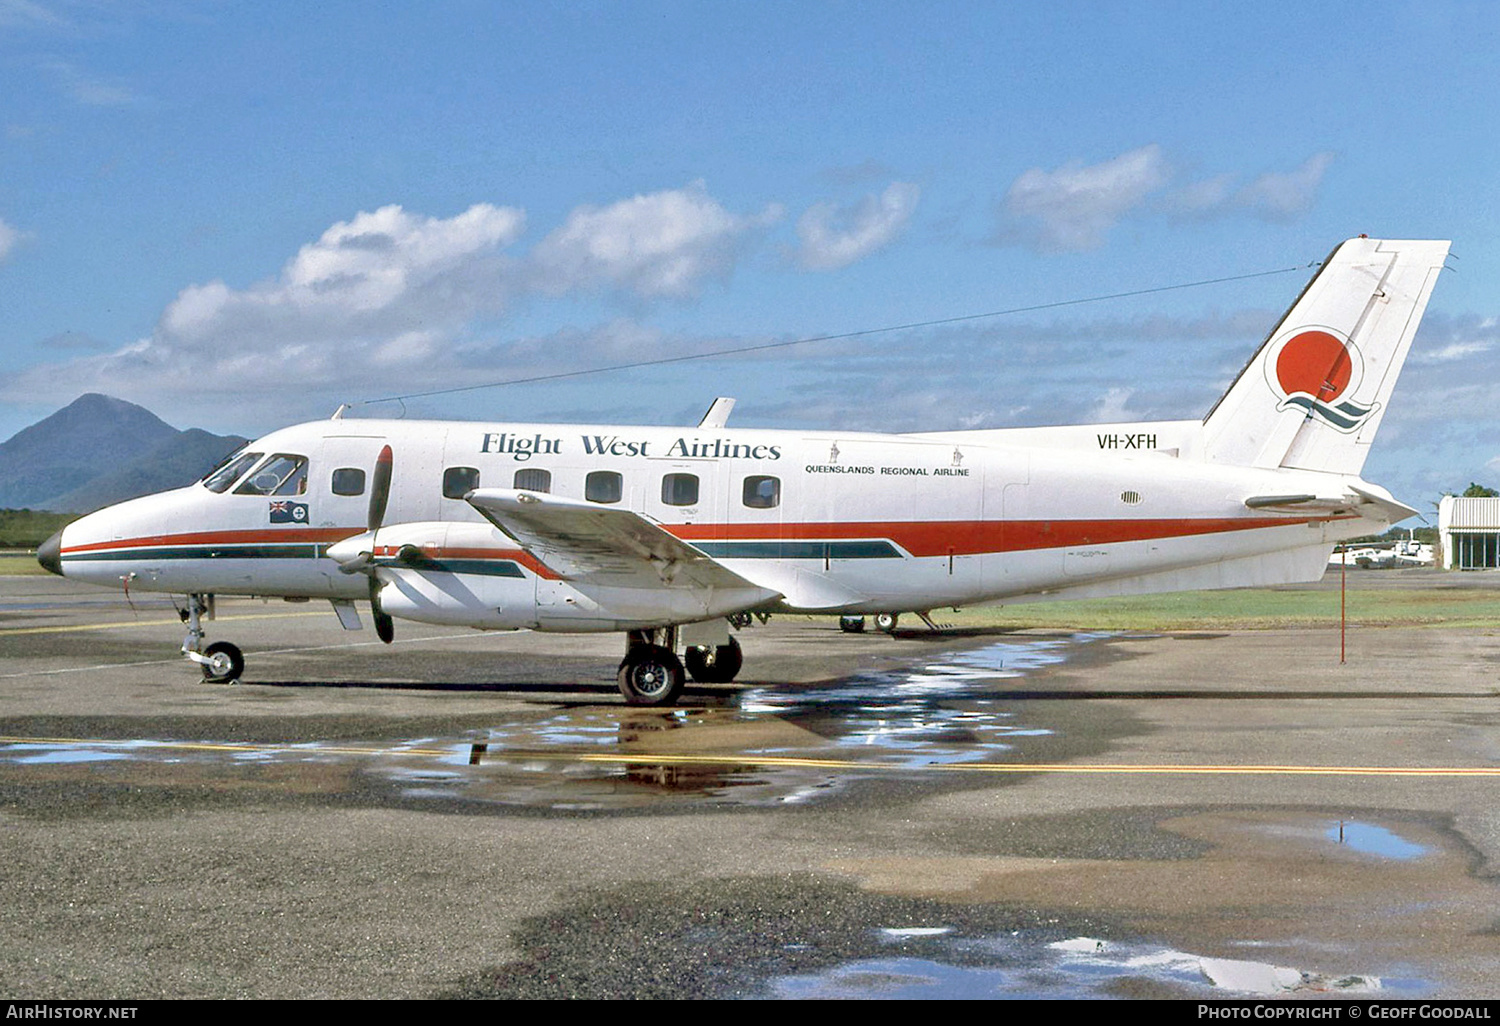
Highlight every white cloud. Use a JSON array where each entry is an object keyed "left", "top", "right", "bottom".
[
  {"left": 159, "top": 203, "right": 526, "bottom": 345},
  {"left": 0, "top": 217, "right": 22, "bottom": 262},
  {"left": 0, "top": 186, "right": 787, "bottom": 426},
  {"left": 796, "top": 182, "right": 920, "bottom": 271},
  {"left": 1167, "top": 174, "right": 1235, "bottom": 215},
  {"left": 999, "top": 145, "right": 1170, "bottom": 252},
  {"left": 997, "top": 147, "right": 1334, "bottom": 249},
  {"left": 0, "top": 203, "right": 529, "bottom": 424},
  {"left": 530, "top": 182, "right": 780, "bottom": 297},
  {"left": 1415, "top": 340, "right": 1492, "bottom": 364},
  {"left": 1166, "top": 153, "right": 1335, "bottom": 222},
  {"left": 1235, "top": 152, "right": 1334, "bottom": 220}
]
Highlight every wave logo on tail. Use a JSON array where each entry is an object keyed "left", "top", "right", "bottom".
[{"left": 1262, "top": 326, "right": 1378, "bottom": 433}]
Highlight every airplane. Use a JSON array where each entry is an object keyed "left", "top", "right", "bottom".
[{"left": 36, "top": 236, "right": 1450, "bottom": 706}]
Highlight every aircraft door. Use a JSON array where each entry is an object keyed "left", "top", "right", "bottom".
[
  {"left": 906, "top": 441, "right": 982, "bottom": 605},
  {"left": 317, "top": 434, "right": 391, "bottom": 530}
]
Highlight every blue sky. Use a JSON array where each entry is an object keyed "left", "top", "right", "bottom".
[{"left": 1, "top": 0, "right": 1496, "bottom": 512}]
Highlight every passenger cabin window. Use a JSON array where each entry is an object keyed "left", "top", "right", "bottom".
[
  {"left": 743, "top": 475, "right": 780, "bottom": 509},
  {"left": 234, "top": 454, "right": 308, "bottom": 496},
  {"left": 662, "top": 473, "right": 699, "bottom": 507},
  {"left": 202, "top": 451, "right": 263, "bottom": 494},
  {"left": 513, "top": 468, "right": 552, "bottom": 493},
  {"left": 443, "top": 467, "right": 480, "bottom": 499},
  {"left": 331, "top": 468, "right": 366, "bottom": 496},
  {"left": 586, "top": 471, "right": 622, "bottom": 504}
]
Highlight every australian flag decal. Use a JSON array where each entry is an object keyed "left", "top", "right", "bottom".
[{"left": 269, "top": 501, "right": 309, "bottom": 524}]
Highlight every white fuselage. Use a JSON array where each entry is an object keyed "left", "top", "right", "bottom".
[{"left": 52, "top": 416, "right": 1382, "bottom": 632}]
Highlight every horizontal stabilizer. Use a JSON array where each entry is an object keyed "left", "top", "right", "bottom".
[
  {"left": 1243, "top": 483, "right": 1419, "bottom": 523},
  {"left": 1348, "top": 483, "right": 1421, "bottom": 523}
]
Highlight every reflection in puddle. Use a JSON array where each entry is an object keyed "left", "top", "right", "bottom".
[
  {"left": 767, "top": 932, "right": 1407, "bottom": 999},
  {"left": 0, "top": 635, "right": 1095, "bottom": 809},
  {"left": 1328, "top": 821, "right": 1428, "bottom": 860},
  {"left": 737, "top": 637, "right": 1086, "bottom": 768},
  {"left": 1, "top": 739, "right": 157, "bottom": 765}
]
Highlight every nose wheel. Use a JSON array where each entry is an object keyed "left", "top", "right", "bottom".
[
  {"left": 200, "top": 641, "right": 245, "bottom": 683},
  {"left": 180, "top": 593, "right": 244, "bottom": 684}
]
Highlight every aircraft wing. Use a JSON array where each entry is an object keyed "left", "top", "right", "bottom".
[{"left": 464, "top": 488, "right": 781, "bottom": 600}]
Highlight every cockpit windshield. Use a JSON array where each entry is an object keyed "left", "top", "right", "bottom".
[
  {"left": 202, "top": 450, "right": 263, "bottom": 494},
  {"left": 234, "top": 454, "right": 309, "bottom": 497}
]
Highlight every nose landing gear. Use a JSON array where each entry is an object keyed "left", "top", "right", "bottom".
[{"left": 180, "top": 593, "right": 244, "bottom": 683}]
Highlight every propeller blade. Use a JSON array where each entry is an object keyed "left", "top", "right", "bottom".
[
  {"left": 370, "top": 576, "right": 394, "bottom": 644},
  {"left": 368, "top": 444, "right": 393, "bottom": 532},
  {"left": 361, "top": 445, "right": 395, "bottom": 642}
]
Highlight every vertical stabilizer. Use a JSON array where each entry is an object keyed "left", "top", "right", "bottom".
[{"left": 1199, "top": 237, "right": 1449, "bottom": 474}]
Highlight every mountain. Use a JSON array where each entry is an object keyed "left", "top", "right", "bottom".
[{"left": 0, "top": 395, "right": 247, "bottom": 513}]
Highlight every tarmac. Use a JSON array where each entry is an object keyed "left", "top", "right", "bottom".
[{"left": 1, "top": 571, "right": 1498, "bottom": 999}]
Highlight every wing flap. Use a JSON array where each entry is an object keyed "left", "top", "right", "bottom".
[{"left": 464, "top": 488, "right": 781, "bottom": 600}]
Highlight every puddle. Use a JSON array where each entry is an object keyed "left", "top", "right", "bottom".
[
  {"left": 766, "top": 932, "right": 1413, "bottom": 999},
  {"left": 1327, "top": 821, "right": 1429, "bottom": 860},
  {"left": 735, "top": 636, "right": 1091, "bottom": 769},
  {"left": 0, "top": 739, "right": 158, "bottom": 765},
  {"left": 0, "top": 635, "right": 1100, "bottom": 809}
]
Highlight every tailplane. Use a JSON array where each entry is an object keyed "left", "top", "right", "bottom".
[{"left": 1199, "top": 237, "right": 1449, "bottom": 475}]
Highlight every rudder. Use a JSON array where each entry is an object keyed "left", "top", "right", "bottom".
[{"left": 1199, "top": 237, "right": 1449, "bottom": 475}]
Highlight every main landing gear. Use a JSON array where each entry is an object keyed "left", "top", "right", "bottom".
[
  {"left": 180, "top": 593, "right": 244, "bottom": 684},
  {"left": 839, "top": 613, "right": 901, "bottom": 634},
  {"left": 617, "top": 625, "right": 746, "bottom": 706}
]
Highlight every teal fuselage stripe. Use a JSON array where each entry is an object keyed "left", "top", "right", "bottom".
[
  {"left": 692, "top": 540, "right": 901, "bottom": 559},
  {"left": 415, "top": 559, "right": 526, "bottom": 578}
]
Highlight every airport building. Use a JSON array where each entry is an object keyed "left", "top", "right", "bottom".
[{"left": 1437, "top": 496, "right": 1500, "bottom": 569}]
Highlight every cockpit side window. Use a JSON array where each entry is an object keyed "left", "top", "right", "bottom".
[
  {"left": 203, "top": 451, "right": 263, "bottom": 494},
  {"left": 234, "top": 454, "right": 309, "bottom": 497}
]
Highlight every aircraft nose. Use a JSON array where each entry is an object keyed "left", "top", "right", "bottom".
[{"left": 37, "top": 529, "right": 64, "bottom": 576}]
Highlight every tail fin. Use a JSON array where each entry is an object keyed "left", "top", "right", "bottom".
[{"left": 1199, "top": 237, "right": 1449, "bottom": 475}]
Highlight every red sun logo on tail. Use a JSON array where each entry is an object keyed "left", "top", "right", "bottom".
[
  {"left": 1263, "top": 326, "right": 1377, "bottom": 433},
  {"left": 1275, "top": 330, "right": 1351, "bottom": 402}
]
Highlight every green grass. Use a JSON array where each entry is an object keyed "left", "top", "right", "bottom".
[
  {"left": 0, "top": 552, "right": 48, "bottom": 576},
  {"left": 940, "top": 588, "right": 1500, "bottom": 630}
]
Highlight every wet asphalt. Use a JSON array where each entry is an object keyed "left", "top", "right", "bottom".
[{"left": 1, "top": 572, "right": 1499, "bottom": 999}]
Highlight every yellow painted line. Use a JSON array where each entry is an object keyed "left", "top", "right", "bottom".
[
  {"left": 0, "top": 610, "right": 331, "bottom": 636},
  {"left": 0, "top": 735, "right": 459, "bottom": 759},
  {"left": 2, "top": 735, "right": 1497, "bottom": 778}
]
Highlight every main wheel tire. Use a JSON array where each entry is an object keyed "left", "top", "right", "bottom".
[
  {"left": 838, "top": 615, "right": 866, "bottom": 633},
  {"left": 684, "top": 636, "right": 743, "bottom": 683},
  {"left": 617, "top": 644, "right": 686, "bottom": 706},
  {"left": 201, "top": 641, "right": 244, "bottom": 683},
  {"left": 875, "top": 613, "right": 899, "bottom": 633}
]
